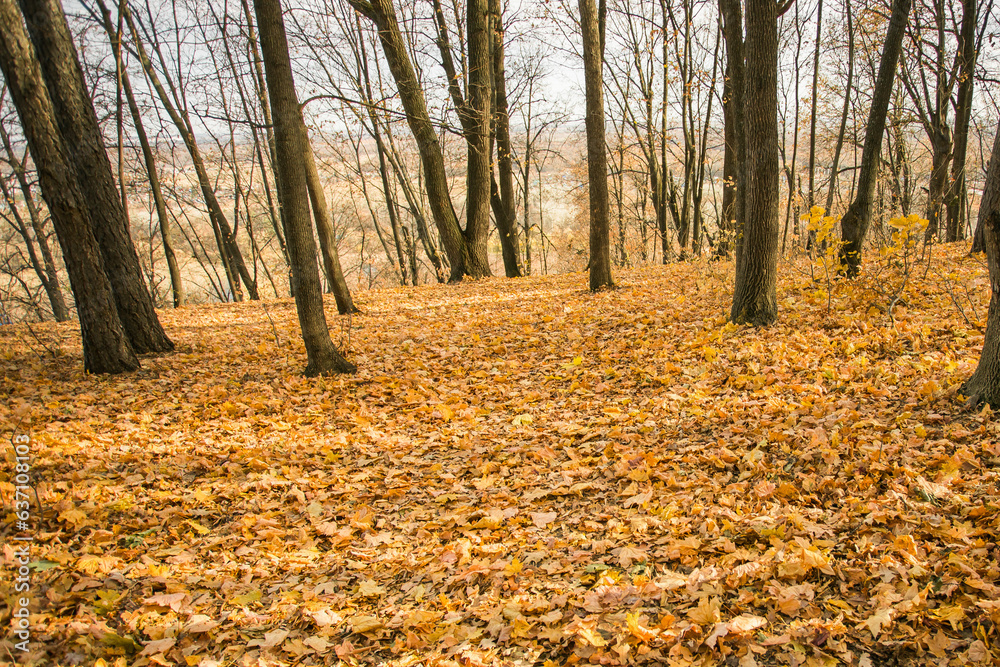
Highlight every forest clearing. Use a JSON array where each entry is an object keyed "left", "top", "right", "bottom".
[{"left": 3, "top": 245, "right": 1000, "bottom": 666}]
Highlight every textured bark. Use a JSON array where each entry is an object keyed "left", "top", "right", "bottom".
[
  {"left": 719, "top": 0, "right": 746, "bottom": 259},
  {"left": 0, "top": 0, "right": 137, "bottom": 372},
  {"left": 0, "top": 120, "right": 69, "bottom": 321},
  {"left": 838, "top": 0, "right": 910, "bottom": 276},
  {"left": 960, "top": 126, "right": 1000, "bottom": 406},
  {"left": 465, "top": 0, "right": 493, "bottom": 277},
  {"left": 303, "top": 139, "right": 357, "bottom": 314},
  {"left": 122, "top": 4, "right": 258, "bottom": 301},
  {"left": 729, "top": 0, "right": 778, "bottom": 326},
  {"left": 900, "top": 0, "right": 953, "bottom": 242},
  {"left": 349, "top": 0, "right": 472, "bottom": 280},
  {"left": 924, "top": 131, "right": 952, "bottom": 238},
  {"left": 580, "top": 0, "right": 613, "bottom": 290},
  {"left": 489, "top": 0, "right": 522, "bottom": 277},
  {"left": 253, "top": 0, "right": 355, "bottom": 375},
  {"left": 241, "top": 0, "right": 288, "bottom": 265},
  {"left": 21, "top": 0, "right": 172, "bottom": 352}
]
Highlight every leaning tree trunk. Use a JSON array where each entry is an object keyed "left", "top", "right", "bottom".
[
  {"left": 95, "top": 0, "right": 183, "bottom": 308},
  {"left": 302, "top": 138, "right": 358, "bottom": 314},
  {"left": 349, "top": 0, "right": 471, "bottom": 280},
  {"left": 0, "top": 0, "right": 137, "bottom": 373},
  {"left": 838, "top": 0, "right": 910, "bottom": 276},
  {"left": 719, "top": 0, "right": 746, "bottom": 260},
  {"left": 960, "top": 125, "right": 1000, "bottom": 406},
  {"left": 947, "top": 0, "right": 977, "bottom": 243},
  {"left": 825, "top": 0, "right": 853, "bottom": 216},
  {"left": 489, "top": 0, "right": 523, "bottom": 278},
  {"left": 20, "top": 0, "right": 172, "bottom": 353},
  {"left": 580, "top": 0, "right": 613, "bottom": 290},
  {"left": 254, "top": 0, "right": 354, "bottom": 375},
  {"left": 121, "top": 2, "right": 257, "bottom": 301},
  {"left": 729, "top": 0, "right": 779, "bottom": 325}
]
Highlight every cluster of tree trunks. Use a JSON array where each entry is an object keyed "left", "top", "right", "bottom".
[
  {"left": 0, "top": 0, "right": 174, "bottom": 373},
  {"left": 350, "top": 0, "right": 527, "bottom": 281}
]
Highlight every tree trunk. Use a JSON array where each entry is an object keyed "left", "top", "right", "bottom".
[
  {"left": 241, "top": 0, "right": 290, "bottom": 275},
  {"left": 302, "top": 139, "right": 357, "bottom": 314},
  {"left": 94, "top": 1, "right": 183, "bottom": 308},
  {"left": 489, "top": 0, "right": 523, "bottom": 277},
  {"left": 580, "top": 0, "right": 613, "bottom": 290},
  {"left": 719, "top": 0, "right": 746, "bottom": 260},
  {"left": 21, "top": 0, "right": 172, "bottom": 353},
  {"left": 838, "top": 0, "right": 911, "bottom": 276},
  {"left": 730, "top": 0, "right": 779, "bottom": 325},
  {"left": 824, "top": 0, "right": 853, "bottom": 216},
  {"left": 960, "top": 125, "right": 1000, "bottom": 406},
  {"left": 925, "top": 130, "right": 953, "bottom": 239},
  {"left": 807, "top": 0, "right": 822, "bottom": 210},
  {"left": 0, "top": 0, "right": 138, "bottom": 372},
  {"left": 947, "top": 0, "right": 977, "bottom": 242},
  {"left": 253, "top": 0, "right": 354, "bottom": 375},
  {"left": 349, "top": 0, "right": 473, "bottom": 281},
  {"left": 464, "top": 0, "right": 493, "bottom": 277}
]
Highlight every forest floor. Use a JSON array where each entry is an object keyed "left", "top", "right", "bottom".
[{"left": 2, "top": 243, "right": 1000, "bottom": 667}]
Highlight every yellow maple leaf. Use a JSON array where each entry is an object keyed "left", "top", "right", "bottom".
[
  {"left": 858, "top": 608, "right": 894, "bottom": 639},
  {"left": 688, "top": 597, "right": 721, "bottom": 626}
]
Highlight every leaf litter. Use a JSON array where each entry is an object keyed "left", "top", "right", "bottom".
[{"left": 1, "top": 245, "right": 1000, "bottom": 666}]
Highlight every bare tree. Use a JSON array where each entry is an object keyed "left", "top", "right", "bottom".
[
  {"left": 579, "top": 0, "right": 613, "bottom": 289},
  {"left": 349, "top": 0, "right": 486, "bottom": 281},
  {"left": 21, "top": 0, "right": 172, "bottom": 352},
  {"left": 960, "top": 124, "right": 1000, "bottom": 406},
  {"left": 92, "top": 0, "right": 183, "bottom": 308},
  {"left": 253, "top": 0, "right": 355, "bottom": 375},
  {"left": 0, "top": 102, "right": 70, "bottom": 320},
  {"left": 838, "top": 0, "right": 911, "bottom": 276},
  {"left": 120, "top": 0, "right": 258, "bottom": 300},
  {"left": 0, "top": 0, "right": 138, "bottom": 372}
]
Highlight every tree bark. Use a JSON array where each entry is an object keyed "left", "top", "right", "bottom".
[
  {"left": 807, "top": 0, "right": 822, "bottom": 210},
  {"left": 838, "top": 0, "right": 911, "bottom": 276},
  {"left": 729, "top": 0, "right": 778, "bottom": 325},
  {"left": 960, "top": 125, "right": 1000, "bottom": 406},
  {"left": 0, "top": 0, "right": 138, "bottom": 372},
  {"left": 241, "top": 0, "right": 289, "bottom": 265},
  {"left": 253, "top": 0, "right": 355, "bottom": 375},
  {"left": 489, "top": 0, "right": 523, "bottom": 277},
  {"left": 20, "top": 0, "right": 172, "bottom": 353},
  {"left": 824, "top": 0, "right": 853, "bottom": 216},
  {"left": 465, "top": 0, "right": 493, "bottom": 277},
  {"left": 302, "top": 138, "right": 358, "bottom": 314},
  {"left": 580, "top": 0, "right": 613, "bottom": 290}
]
